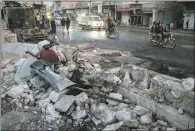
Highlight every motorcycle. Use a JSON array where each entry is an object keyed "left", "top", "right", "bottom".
[
  {"left": 149, "top": 31, "right": 176, "bottom": 49},
  {"left": 106, "top": 27, "right": 119, "bottom": 39}
]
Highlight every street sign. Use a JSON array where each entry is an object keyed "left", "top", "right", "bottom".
[{"left": 98, "top": 4, "right": 102, "bottom": 14}]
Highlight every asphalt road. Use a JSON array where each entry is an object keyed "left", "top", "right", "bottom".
[{"left": 56, "top": 26, "right": 194, "bottom": 76}]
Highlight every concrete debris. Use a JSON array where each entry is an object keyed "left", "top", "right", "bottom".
[
  {"left": 170, "top": 90, "right": 180, "bottom": 99},
  {"left": 67, "top": 119, "right": 73, "bottom": 124},
  {"left": 97, "top": 109, "right": 116, "bottom": 125},
  {"left": 6, "top": 84, "right": 27, "bottom": 98},
  {"left": 38, "top": 40, "right": 50, "bottom": 50},
  {"left": 123, "top": 119, "right": 139, "bottom": 128},
  {"left": 2, "top": 65, "right": 15, "bottom": 73},
  {"left": 103, "top": 121, "right": 124, "bottom": 131},
  {"left": 75, "top": 92, "right": 89, "bottom": 105},
  {"left": 30, "top": 76, "right": 47, "bottom": 88},
  {"left": 97, "top": 103, "right": 109, "bottom": 113},
  {"left": 37, "top": 98, "right": 50, "bottom": 111},
  {"left": 49, "top": 90, "right": 68, "bottom": 103},
  {"left": 46, "top": 104, "right": 61, "bottom": 118},
  {"left": 54, "top": 95, "right": 75, "bottom": 112},
  {"left": 182, "top": 77, "right": 194, "bottom": 91},
  {"left": 45, "top": 115, "right": 56, "bottom": 123},
  {"left": 1, "top": 59, "right": 12, "bottom": 68},
  {"left": 152, "top": 126, "right": 159, "bottom": 131},
  {"left": 133, "top": 105, "right": 150, "bottom": 116},
  {"left": 92, "top": 117, "right": 102, "bottom": 126},
  {"left": 157, "top": 120, "right": 168, "bottom": 126},
  {"left": 131, "top": 70, "right": 144, "bottom": 82},
  {"left": 116, "top": 108, "right": 133, "bottom": 121},
  {"left": 166, "top": 127, "right": 176, "bottom": 131},
  {"left": 71, "top": 110, "right": 87, "bottom": 119},
  {"left": 139, "top": 113, "right": 152, "bottom": 125},
  {"left": 178, "top": 108, "right": 183, "bottom": 115},
  {"left": 123, "top": 72, "right": 132, "bottom": 87},
  {"left": 117, "top": 103, "right": 128, "bottom": 111},
  {"left": 106, "top": 93, "right": 123, "bottom": 105}
]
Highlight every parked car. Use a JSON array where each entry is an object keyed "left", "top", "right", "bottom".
[{"left": 78, "top": 15, "right": 105, "bottom": 30}]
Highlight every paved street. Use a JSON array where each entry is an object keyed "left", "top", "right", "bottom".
[{"left": 56, "top": 26, "right": 194, "bottom": 76}]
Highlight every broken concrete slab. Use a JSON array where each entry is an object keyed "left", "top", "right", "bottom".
[
  {"left": 139, "top": 113, "right": 152, "bottom": 125},
  {"left": 1, "top": 59, "right": 12, "bottom": 68},
  {"left": 116, "top": 108, "right": 133, "bottom": 121},
  {"left": 75, "top": 92, "right": 89, "bottom": 105},
  {"left": 106, "top": 93, "right": 122, "bottom": 105},
  {"left": 37, "top": 98, "right": 50, "bottom": 111},
  {"left": 97, "top": 109, "right": 116, "bottom": 125},
  {"left": 2, "top": 64, "right": 16, "bottom": 73},
  {"left": 118, "top": 87, "right": 194, "bottom": 130},
  {"left": 123, "top": 72, "right": 132, "bottom": 87},
  {"left": 46, "top": 104, "right": 61, "bottom": 118},
  {"left": 133, "top": 105, "right": 150, "bottom": 116},
  {"left": 123, "top": 119, "right": 139, "bottom": 128},
  {"left": 117, "top": 103, "right": 128, "bottom": 111},
  {"left": 71, "top": 110, "right": 87, "bottom": 120},
  {"left": 49, "top": 90, "right": 68, "bottom": 103},
  {"left": 54, "top": 95, "right": 75, "bottom": 112},
  {"left": 92, "top": 117, "right": 102, "bottom": 126},
  {"left": 103, "top": 121, "right": 124, "bottom": 131},
  {"left": 156, "top": 120, "right": 168, "bottom": 126},
  {"left": 182, "top": 77, "right": 194, "bottom": 91},
  {"left": 38, "top": 40, "right": 50, "bottom": 50},
  {"left": 6, "top": 84, "right": 28, "bottom": 98}
]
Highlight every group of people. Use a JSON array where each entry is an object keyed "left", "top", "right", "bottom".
[
  {"left": 60, "top": 17, "right": 70, "bottom": 35},
  {"left": 150, "top": 21, "right": 172, "bottom": 44}
]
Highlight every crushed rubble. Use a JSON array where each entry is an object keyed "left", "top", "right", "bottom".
[{"left": 1, "top": 42, "right": 194, "bottom": 131}]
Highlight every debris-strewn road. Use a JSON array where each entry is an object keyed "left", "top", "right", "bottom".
[{"left": 56, "top": 26, "right": 194, "bottom": 77}]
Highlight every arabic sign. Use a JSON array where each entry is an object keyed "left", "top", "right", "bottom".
[{"left": 116, "top": 8, "right": 134, "bottom": 12}]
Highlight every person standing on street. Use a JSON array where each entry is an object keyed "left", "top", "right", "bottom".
[
  {"left": 61, "top": 18, "right": 66, "bottom": 35},
  {"left": 128, "top": 18, "right": 131, "bottom": 26},
  {"left": 50, "top": 18, "right": 56, "bottom": 35},
  {"left": 186, "top": 19, "right": 189, "bottom": 30},
  {"left": 66, "top": 17, "right": 70, "bottom": 34},
  {"left": 35, "top": 13, "right": 41, "bottom": 28}
]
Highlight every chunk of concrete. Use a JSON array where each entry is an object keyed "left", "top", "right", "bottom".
[
  {"left": 71, "top": 110, "right": 87, "bottom": 119},
  {"left": 103, "top": 121, "right": 124, "bottom": 131},
  {"left": 133, "top": 105, "right": 149, "bottom": 116},
  {"left": 139, "top": 113, "right": 152, "bottom": 125},
  {"left": 97, "top": 110, "right": 116, "bottom": 125},
  {"left": 117, "top": 103, "right": 128, "bottom": 111},
  {"left": 6, "top": 84, "right": 27, "bottom": 98},
  {"left": 123, "top": 119, "right": 139, "bottom": 128},
  {"left": 97, "top": 103, "right": 109, "bottom": 113},
  {"left": 54, "top": 95, "right": 75, "bottom": 112},
  {"left": 106, "top": 93, "right": 122, "bottom": 105},
  {"left": 1, "top": 59, "right": 12, "bottom": 68},
  {"left": 166, "top": 128, "right": 176, "bottom": 131},
  {"left": 156, "top": 120, "right": 167, "bottom": 126},
  {"left": 116, "top": 108, "right": 133, "bottom": 121},
  {"left": 75, "top": 92, "right": 89, "bottom": 105},
  {"left": 170, "top": 90, "right": 180, "bottom": 99},
  {"left": 182, "top": 77, "right": 194, "bottom": 91},
  {"left": 38, "top": 40, "right": 50, "bottom": 50},
  {"left": 37, "top": 98, "right": 50, "bottom": 109},
  {"left": 131, "top": 70, "right": 144, "bottom": 82},
  {"left": 30, "top": 76, "right": 47, "bottom": 88},
  {"left": 45, "top": 115, "right": 56, "bottom": 123},
  {"left": 178, "top": 108, "right": 183, "bottom": 115},
  {"left": 46, "top": 104, "right": 61, "bottom": 118},
  {"left": 49, "top": 90, "right": 68, "bottom": 103},
  {"left": 123, "top": 72, "right": 132, "bottom": 86},
  {"left": 92, "top": 117, "right": 102, "bottom": 126},
  {"left": 2, "top": 65, "right": 15, "bottom": 73}
]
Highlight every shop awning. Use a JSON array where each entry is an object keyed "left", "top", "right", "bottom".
[{"left": 116, "top": 8, "right": 134, "bottom": 12}]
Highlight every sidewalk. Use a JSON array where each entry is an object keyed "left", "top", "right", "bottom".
[{"left": 117, "top": 26, "right": 194, "bottom": 35}]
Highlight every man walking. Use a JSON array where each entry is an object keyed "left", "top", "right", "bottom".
[
  {"left": 61, "top": 18, "right": 66, "bottom": 35},
  {"left": 186, "top": 19, "right": 189, "bottom": 30},
  {"left": 66, "top": 17, "right": 70, "bottom": 34}
]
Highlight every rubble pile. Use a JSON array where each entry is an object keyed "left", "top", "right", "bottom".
[{"left": 1, "top": 43, "right": 194, "bottom": 130}]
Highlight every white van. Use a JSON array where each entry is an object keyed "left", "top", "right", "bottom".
[{"left": 78, "top": 15, "right": 105, "bottom": 30}]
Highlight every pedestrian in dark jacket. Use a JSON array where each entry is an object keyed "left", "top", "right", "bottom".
[
  {"left": 50, "top": 19, "right": 56, "bottom": 34},
  {"left": 61, "top": 18, "right": 66, "bottom": 35},
  {"left": 66, "top": 17, "right": 70, "bottom": 33}
]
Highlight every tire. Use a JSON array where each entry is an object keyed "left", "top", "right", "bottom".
[
  {"left": 168, "top": 39, "right": 176, "bottom": 49},
  {"left": 114, "top": 31, "right": 119, "bottom": 38}
]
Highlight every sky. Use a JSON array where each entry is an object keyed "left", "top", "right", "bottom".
[{"left": 44, "top": 1, "right": 53, "bottom": 6}]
